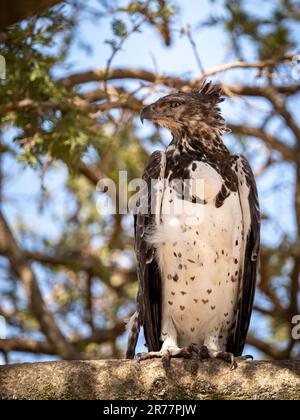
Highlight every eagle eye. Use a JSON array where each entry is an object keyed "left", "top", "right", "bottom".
[{"left": 170, "top": 102, "right": 181, "bottom": 108}]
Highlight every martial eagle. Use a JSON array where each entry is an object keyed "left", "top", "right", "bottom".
[{"left": 126, "top": 82, "right": 260, "bottom": 369}]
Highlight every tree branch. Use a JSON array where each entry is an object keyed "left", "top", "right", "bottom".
[
  {"left": 79, "top": 163, "right": 103, "bottom": 185},
  {"left": 0, "top": 211, "right": 80, "bottom": 360},
  {"left": 59, "top": 66, "right": 300, "bottom": 98},
  {"left": 0, "top": 322, "right": 125, "bottom": 356},
  {"left": 60, "top": 68, "right": 180, "bottom": 89},
  {"left": 265, "top": 90, "right": 300, "bottom": 142},
  {"left": 0, "top": 338, "right": 54, "bottom": 355},
  {"left": 24, "top": 250, "right": 110, "bottom": 281},
  {"left": 228, "top": 123, "right": 294, "bottom": 161},
  {"left": 247, "top": 335, "right": 287, "bottom": 359},
  {"left": 196, "top": 55, "right": 295, "bottom": 80},
  {"left": 0, "top": 96, "right": 142, "bottom": 116},
  {"left": 0, "top": 0, "right": 62, "bottom": 30},
  {"left": 1, "top": 359, "right": 300, "bottom": 400},
  {"left": 23, "top": 249, "right": 136, "bottom": 290}
]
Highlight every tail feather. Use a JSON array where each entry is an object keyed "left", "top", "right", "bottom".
[{"left": 125, "top": 311, "right": 140, "bottom": 359}]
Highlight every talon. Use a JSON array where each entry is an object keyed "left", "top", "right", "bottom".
[
  {"left": 230, "top": 356, "right": 238, "bottom": 370},
  {"left": 234, "top": 354, "right": 253, "bottom": 364},
  {"left": 136, "top": 353, "right": 143, "bottom": 362},
  {"left": 188, "top": 344, "right": 197, "bottom": 354},
  {"left": 180, "top": 346, "right": 193, "bottom": 359},
  {"left": 189, "top": 344, "right": 209, "bottom": 361},
  {"left": 199, "top": 345, "right": 209, "bottom": 360},
  {"left": 214, "top": 351, "right": 238, "bottom": 370},
  {"left": 242, "top": 354, "right": 254, "bottom": 361}
]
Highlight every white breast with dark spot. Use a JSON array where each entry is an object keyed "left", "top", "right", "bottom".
[{"left": 153, "top": 161, "right": 245, "bottom": 350}]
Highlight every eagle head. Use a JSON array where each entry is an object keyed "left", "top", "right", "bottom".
[{"left": 140, "top": 81, "right": 227, "bottom": 136}]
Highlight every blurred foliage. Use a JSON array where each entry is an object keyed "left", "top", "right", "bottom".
[
  {"left": 0, "top": 0, "right": 299, "bottom": 361},
  {"left": 0, "top": 17, "right": 107, "bottom": 169},
  {"left": 207, "top": 0, "right": 297, "bottom": 59}
]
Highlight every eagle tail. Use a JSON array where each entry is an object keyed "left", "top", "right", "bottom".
[{"left": 125, "top": 311, "right": 140, "bottom": 359}]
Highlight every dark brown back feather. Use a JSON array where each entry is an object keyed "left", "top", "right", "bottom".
[
  {"left": 135, "top": 151, "right": 165, "bottom": 353},
  {"left": 226, "top": 156, "right": 260, "bottom": 356}
]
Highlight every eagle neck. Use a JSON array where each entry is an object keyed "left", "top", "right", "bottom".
[{"left": 168, "top": 125, "right": 230, "bottom": 159}]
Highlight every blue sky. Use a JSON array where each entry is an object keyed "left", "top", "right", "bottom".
[
  {"left": 1, "top": 0, "right": 298, "bottom": 363},
  {"left": 67, "top": 1, "right": 227, "bottom": 74}
]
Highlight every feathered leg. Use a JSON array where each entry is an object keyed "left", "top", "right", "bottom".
[{"left": 136, "top": 317, "right": 192, "bottom": 368}]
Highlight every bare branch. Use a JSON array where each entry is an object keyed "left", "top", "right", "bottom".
[
  {"left": 228, "top": 123, "right": 294, "bottom": 161},
  {"left": 59, "top": 66, "right": 300, "bottom": 99},
  {"left": 264, "top": 90, "right": 300, "bottom": 142},
  {"left": 60, "top": 67, "right": 184, "bottom": 89},
  {"left": 253, "top": 305, "right": 273, "bottom": 317},
  {"left": 0, "top": 338, "right": 54, "bottom": 355},
  {"left": 181, "top": 25, "right": 205, "bottom": 73},
  {"left": 0, "top": 95, "right": 142, "bottom": 116},
  {"left": 247, "top": 335, "right": 288, "bottom": 359},
  {"left": 196, "top": 54, "right": 295, "bottom": 80},
  {"left": 79, "top": 163, "right": 103, "bottom": 185},
  {"left": 0, "top": 322, "right": 125, "bottom": 356},
  {"left": 23, "top": 249, "right": 136, "bottom": 289},
  {"left": 0, "top": 211, "right": 80, "bottom": 360}
]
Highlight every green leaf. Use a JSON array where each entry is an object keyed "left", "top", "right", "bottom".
[
  {"left": 104, "top": 38, "right": 118, "bottom": 49},
  {"left": 111, "top": 18, "right": 127, "bottom": 38}
]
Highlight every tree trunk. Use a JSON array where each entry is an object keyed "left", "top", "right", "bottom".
[{"left": 0, "top": 359, "right": 300, "bottom": 400}]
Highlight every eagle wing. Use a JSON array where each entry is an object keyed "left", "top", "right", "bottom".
[
  {"left": 135, "top": 150, "right": 166, "bottom": 352},
  {"left": 227, "top": 155, "right": 260, "bottom": 356}
]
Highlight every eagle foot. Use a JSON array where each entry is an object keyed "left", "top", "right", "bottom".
[
  {"left": 214, "top": 352, "right": 253, "bottom": 370},
  {"left": 189, "top": 346, "right": 253, "bottom": 370},
  {"left": 136, "top": 346, "right": 193, "bottom": 369},
  {"left": 235, "top": 355, "right": 254, "bottom": 362},
  {"left": 189, "top": 344, "right": 210, "bottom": 361},
  {"left": 214, "top": 351, "right": 238, "bottom": 370}
]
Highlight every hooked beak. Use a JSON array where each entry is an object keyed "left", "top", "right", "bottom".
[{"left": 140, "top": 105, "right": 154, "bottom": 124}]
